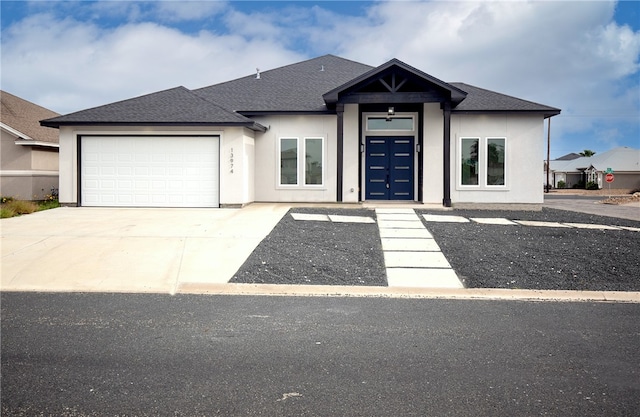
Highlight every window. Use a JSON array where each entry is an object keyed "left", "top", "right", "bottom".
[
  {"left": 461, "top": 138, "right": 479, "bottom": 186},
  {"left": 366, "top": 116, "right": 414, "bottom": 131},
  {"left": 486, "top": 138, "right": 505, "bottom": 186},
  {"left": 459, "top": 137, "right": 507, "bottom": 188},
  {"left": 279, "top": 137, "right": 324, "bottom": 187},
  {"left": 304, "top": 138, "right": 323, "bottom": 185},
  {"left": 280, "top": 138, "right": 298, "bottom": 185}
]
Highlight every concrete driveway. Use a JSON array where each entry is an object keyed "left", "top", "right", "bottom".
[{"left": 1, "top": 204, "right": 289, "bottom": 293}]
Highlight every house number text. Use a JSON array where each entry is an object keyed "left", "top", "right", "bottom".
[{"left": 229, "top": 147, "right": 234, "bottom": 173}]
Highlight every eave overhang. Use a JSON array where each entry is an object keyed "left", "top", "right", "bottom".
[
  {"left": 39, "top": 120, "right": 268, "bottom": 133},
  {"left": 452, "top": 109, "right": 562, "bottom": 119}
]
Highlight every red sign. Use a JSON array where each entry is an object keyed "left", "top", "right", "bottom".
[{"left": 605, "top": 173, "right": 615, "bottom": 183}]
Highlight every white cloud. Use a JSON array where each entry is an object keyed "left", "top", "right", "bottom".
[
  {"left": 1, "top": 0, "right": 638, "bottom": 157},
  {"left": 309, "top": 0, "right": 639, "bottom": 152},
  {"left": 86, "top": 0, "right": 229, "bottom": 23},
  {"left": 0, "top": 12, "right": 302, "bottom": 113},
  {"left": 151, "top": 1, "right": 228, "bottom": 22}
]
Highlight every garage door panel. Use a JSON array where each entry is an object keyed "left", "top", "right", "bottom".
[{"left": 81, "top": 136, "right": 219, "bottom": 207}]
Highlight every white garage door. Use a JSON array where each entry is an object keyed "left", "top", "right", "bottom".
[{"left": 81, "top": 136, "right": 219, "bottom": 207}]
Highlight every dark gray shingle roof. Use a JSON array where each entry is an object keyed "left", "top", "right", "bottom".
[
  {"left": 41, "top": 56, "right": 560, "bottom": 127},
  {"left": 194, "top": 55, "right": 374, "bottom": 113},
  {"left": 41, "top": 86, "right": 263, "bottom": 129},
  {"left": 451, "top": 83, "right": 560, "bottom": 117}
]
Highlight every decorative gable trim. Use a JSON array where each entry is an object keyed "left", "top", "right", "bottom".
[{"left": 323, "top": 58, "right": 467, "bottom": 107}]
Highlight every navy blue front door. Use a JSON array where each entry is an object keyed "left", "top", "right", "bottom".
[{"left": 365, "top": 136, "right": 414, "bottom": 200}]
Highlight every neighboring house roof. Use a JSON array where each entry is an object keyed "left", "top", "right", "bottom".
[
  {"left": 1, "top": 90, "right": 60, "bottom": 145},
  {"left": 549, "top": 158, "right": 586, "bottom": 172},
  {"left": 551, "top": 147, "right": 640, "bottom": 173},
  {"left": 40, "top": 54, "right": 561, "bottom": 127},
  {"left": 41, "top": 86, "right": 266, "bottom": 131},
  {"left": 555, "top": 152, "right": 582, "bottom": 161},
  {"left": 586, "top": 147, "right": 640, "bottom": 172}
]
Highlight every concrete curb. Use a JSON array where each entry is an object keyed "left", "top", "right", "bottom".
[
  {"left": 4, "top": 284, "right": 638, "bottom": 303},
  {"left": 176, "top": 283, "right": 640, "bottom": 303}
]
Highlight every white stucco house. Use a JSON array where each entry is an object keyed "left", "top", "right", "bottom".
[
  {"left": 1, "top": 91, "right": 60, "bottom": 200},
  {"left": 41, "top": 55, "right": 560, "bottom": 208}
]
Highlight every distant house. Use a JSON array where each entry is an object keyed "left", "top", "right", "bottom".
[
  {"left": 1, "top": 91, "right": 60, "bottom": 200},
  {"left": 549, "top": 147, "right": 640, "bottom": 189},
  {"left": 41, "top": 55, "right": 560, "bottom": 208}
]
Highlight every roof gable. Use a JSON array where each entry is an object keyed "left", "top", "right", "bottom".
[
  {"left": 323, "top": 58, "right": 467, "bottom": 106},
  {"left": 1, "top": 90, "right": 60, "bottom": 143},
  {"left": 41, "top": 86, "right": 265, "bottom": 130}
]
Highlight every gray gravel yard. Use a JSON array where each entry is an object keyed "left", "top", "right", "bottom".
[
  {"left": 231, "top": 207, "right": 640, "bottom": 291},
  {"left": 418, "top": 208, "right": 640, "bottom": 291},
  {"left": 231, "top": 208, "right": 386, "bottom": 286}
]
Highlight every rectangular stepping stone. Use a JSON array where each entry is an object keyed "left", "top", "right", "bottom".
[
  {"left": 377, "top": 220, "right": 425, "bottom": 229},
  {"left": 380, "top": 238, "right": 440, "bottom": 252},
  {"left": 290, "top": 213, "right": 329, "bottom": 222},
  {"left": 386, "top": 268, "right": 463, "bottom": 288},
  {"left": 514, "top": 220, "right": 572, "bottom": 228},
  {"left": 384, "top": 251, "right": 451, "bottom": 268},
  {"left": 376, "top": 213, "right": 420, "bottom": 221},
  {"left": 470, "top": 217, "right": 517, "bottom": 225},
  {"left": 561, "top": 223, "right": 621, "bottom": 230},
  {"left": 375, "top": 208, "right": 415, "bottom": 214},
  {"left": 328, "top": 215, "right": 375, "bottom": 224},
  {"left": 379, "top": 228, "right": 433, "bottom": 238},
  {"left": 422, "top": 214, "right": 469, "bottom": 223}
]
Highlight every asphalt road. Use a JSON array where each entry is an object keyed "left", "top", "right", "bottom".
[{"left": 2, "top": 292, "right": 639, "bottom": 416}]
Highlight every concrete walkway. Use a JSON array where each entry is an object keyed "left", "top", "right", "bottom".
[
  {"left": 375, "top": 208, "right": 463, "bottom": 288},
  {"left": 1, "top": 204, "right": 289, "bottom": 293}
]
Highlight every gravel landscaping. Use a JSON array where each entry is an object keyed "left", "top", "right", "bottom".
[
  {"left": 418, "top": 208, "right": 640, "bottom": 291},
  {"left": 231, "top": 207, "right": 640, "bottom": 291},
  {"left": 231, "top": 208, "right": 386, "bottom": 286}
]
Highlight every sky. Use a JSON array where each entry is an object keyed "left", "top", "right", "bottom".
[{"left": 1, "top": 0, "right": 639, "bottom": 159}]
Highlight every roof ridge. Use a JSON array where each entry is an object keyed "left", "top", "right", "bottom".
[{"left": 194, "top": 55, "right": 374, "bottom": 91}]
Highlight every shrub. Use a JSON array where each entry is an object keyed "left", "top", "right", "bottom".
[
  {"left": 1, "top": 196, "right": 59, "bottom": 218},
  {"left": 5, "top": 199, "right": 38, "bottom": 214},
  {"left": 1, "top": 207, "right": 17, "bottom": 218},
  {"left": 586, "top": 181, "right": 599, "bottom": 190},
  {"left": 37, "top": 199, "right": 60, "bottom": 211},
  {"left": 557, "top": 180, "right": 566, "bottom": 189}
]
